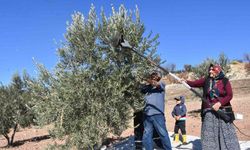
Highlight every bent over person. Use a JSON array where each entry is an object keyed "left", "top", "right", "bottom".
[
  {"left": 184, "top": 64, "right": 240, "bottom": 150},
  {"left": 140, "top": 71, "right": 172, "bottom": 150}
]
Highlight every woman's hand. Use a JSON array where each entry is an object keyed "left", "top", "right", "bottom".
[{"left": 212, "top": 102, "right": 222, "bottom": 111}]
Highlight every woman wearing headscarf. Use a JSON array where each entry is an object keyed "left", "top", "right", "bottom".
[{"left": 184, "top": 64, "right": 240, "bottom": 150}]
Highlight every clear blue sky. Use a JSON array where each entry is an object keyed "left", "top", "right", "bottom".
[{"left": 1, "top": 0, "right": 250, "bottom": 85}]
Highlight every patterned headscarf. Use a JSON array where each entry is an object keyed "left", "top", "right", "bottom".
[
  {"left": 212, "top": 64, "right": 222, "bottom": 74},
  {"left": 209, "top": 64, "right": 224, "bottom": 98}
]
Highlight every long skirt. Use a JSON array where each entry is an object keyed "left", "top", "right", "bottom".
[{"left": 201, "top": 111, "right": 240, "bottom": 150}]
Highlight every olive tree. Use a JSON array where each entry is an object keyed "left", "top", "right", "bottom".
[
  {"left": 0, "top": 72, "right": 34, "bottom": 146},
  {"left": 28, "top": 4, "right": 162, "bottom": 149}
]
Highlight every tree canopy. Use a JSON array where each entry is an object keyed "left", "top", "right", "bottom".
[{"left": 28, "top": 4, "right": 162, "bottom": 149}]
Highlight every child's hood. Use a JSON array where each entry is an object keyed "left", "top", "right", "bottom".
[{"left": 174, "top": 96, "right": 185, "bottom": 104}]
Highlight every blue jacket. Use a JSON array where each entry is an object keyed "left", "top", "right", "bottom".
[
  {"left": 171, "top": 97, "right": 187, "bottom": 119},
  {"left": 141, "top": 81, "right": 166, "bottom": 116}
]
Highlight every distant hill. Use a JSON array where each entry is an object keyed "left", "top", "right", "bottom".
[{"left": 227, "top": 62, "right": 250, "bottom": 80}]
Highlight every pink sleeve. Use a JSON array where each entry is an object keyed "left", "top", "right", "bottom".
[
  {"left": 219, "top": 81, "right": 233, "bottom": 105},
  {"left": 186, "top": 78, "right": 206, "bottom": 88}
]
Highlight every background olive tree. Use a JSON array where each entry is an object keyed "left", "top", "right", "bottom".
[
  {"left": 0, "top": 72, "right": 34, "bottom": 146},
  {"left": 28, "top": 5, "right": 163, "bottom": 149},
  {"left": 192, "top": 53, "right": 231, "bottom": 78}
]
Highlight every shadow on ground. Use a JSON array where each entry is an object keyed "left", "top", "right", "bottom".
[
  {"left": 0, "top": 135, "right": 51, "bottom": 148},
  {"left": 172, "top": 139, "right": 201, "bottom": 150}
]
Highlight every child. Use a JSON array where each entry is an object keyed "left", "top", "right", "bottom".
[{"left": 171, "top": 96, "right": 187, "bottom": 144}]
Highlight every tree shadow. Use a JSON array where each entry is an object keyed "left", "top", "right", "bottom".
[
  {"left": 0, "top": 135, "right": 51, "bottom": 148},
  {"left": 174, "top": 139, "right": 201, "bottom": 150}
]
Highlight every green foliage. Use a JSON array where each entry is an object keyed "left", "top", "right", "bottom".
[
  {"left": 29, "top": 4, "right": 161, "bottom": 149},
  {"left": 192, "top": 53, "right": 231, "bottom": 78},
  {"left": 10, "top": 73, "right": 35, "bottom": 128},
  {"left": 0, "top": 72, "right": 35, "bottom": 146},
  {"left": 217, "top": 53, "right": 231, "bottom": 73},
  {"left": 0, "top": 85, "right": 13, "bottom": 142}
]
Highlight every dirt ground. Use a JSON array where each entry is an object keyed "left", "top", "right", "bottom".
[{"left": 0, "top": 125, "right": 65, "bottom": 150}]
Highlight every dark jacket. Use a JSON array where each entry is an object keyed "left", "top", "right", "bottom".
[{"left": 171, "top": 97, "right": 187, "bottom": 119}]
